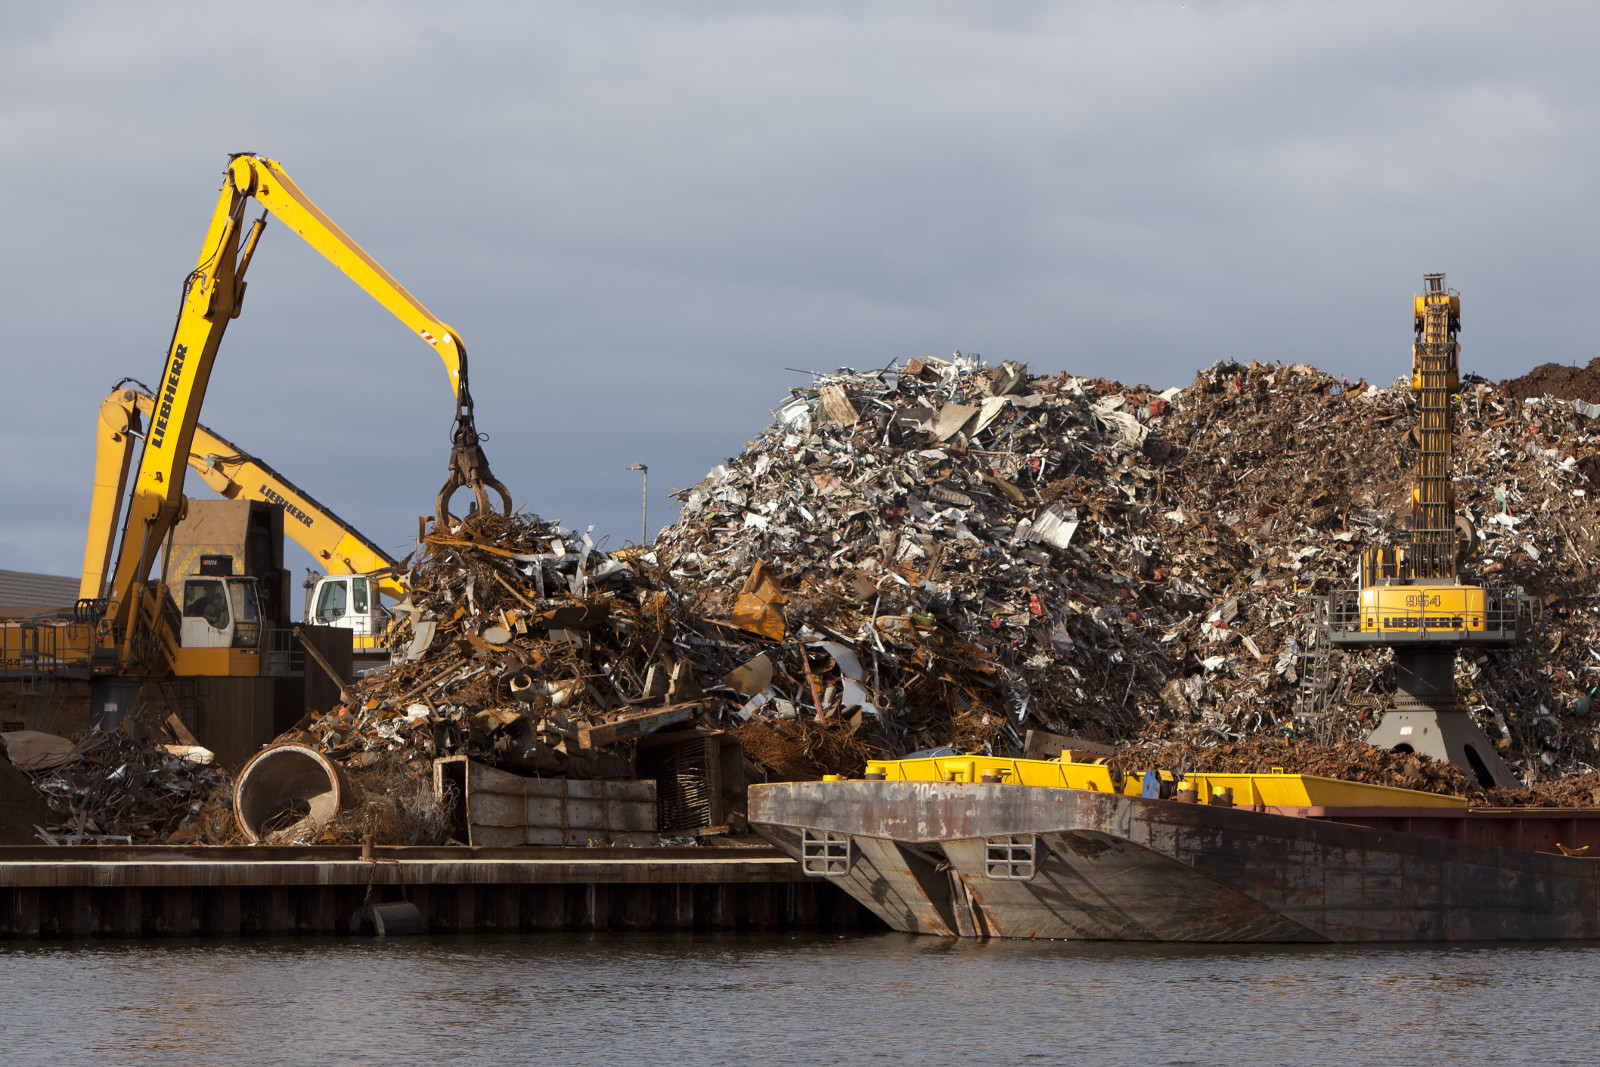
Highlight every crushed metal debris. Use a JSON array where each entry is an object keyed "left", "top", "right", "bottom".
[
  {"left": 1, "top": 728, "right": 222, "bottom": 843},
  {"left": 653, "top": 355, "right": 1600, "bottom": 785},
  {"left": 1107, "top": 737, "right": 1600, "bottom": 807},
  {"left": 12, "top": 351, "right": 1600, "bottom": 846}
]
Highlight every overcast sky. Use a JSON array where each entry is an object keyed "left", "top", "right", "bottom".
[{"left": 3, "top": 1, "right": 1596, "bottom": 583}]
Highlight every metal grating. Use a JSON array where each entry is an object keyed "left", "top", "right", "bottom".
[
  {"left": 1295, "top": 617, "right": 1339, "bottom": 741},
  {"left": 639, "top": 735, "right": 715, "bottom": 833},
  {"left": 801, "top": 828, "right": 854, "bottom": 876},
  {"left": 984, "top": 835, "right": 1037, "bottom": 881}
]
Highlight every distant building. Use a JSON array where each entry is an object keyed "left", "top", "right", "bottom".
[{"left": 0, "top": 569, "right": 80, "bottom": 616}]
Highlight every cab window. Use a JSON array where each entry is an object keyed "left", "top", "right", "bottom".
[
  {"left": 315, "top": 579, "right": 348, "bottom": 622},
  {"left": 230, "top": 582, "right": 258, "bottom": 621},
  {"left": 183, "top": 579, "right": 230, "bottom": 629},
  {"left": 352, "top": 578, "right": 369, "bottom": 615}
]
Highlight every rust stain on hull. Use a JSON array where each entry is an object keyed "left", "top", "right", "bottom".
[{"left": 750, "top": 782, "right": 1600, "bottom": 943}]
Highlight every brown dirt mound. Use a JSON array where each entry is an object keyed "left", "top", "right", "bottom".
[{"left": 1501, "top": 358, "right": 1600, "bottom": 404}]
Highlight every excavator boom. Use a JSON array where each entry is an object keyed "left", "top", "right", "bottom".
[
  {"left": 102, "top": 180, "right": 251, "bottom": 634},
  {"left": 228, "top": 156, "right": 511, "bottom": 528},
  {"left": 1408, "top": 274, "right": 1461, "bottom": 581},
  {"left": 226, "top": 157, "right": 467, "bottom": 396},
  {"left": 82, "top": 385, "right": 402, "bottom": 605},
  {"left": 101, "top": 154, "right": 509, "bottom": 649}
]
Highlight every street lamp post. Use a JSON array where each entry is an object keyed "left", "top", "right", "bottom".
[{"left": 626, "top": 463, "right": 648, "bottom": 548}]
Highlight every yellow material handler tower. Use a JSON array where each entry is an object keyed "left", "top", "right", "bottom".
[{"left": 1322, "top": 274, "right": 1534, "bottom": 788}]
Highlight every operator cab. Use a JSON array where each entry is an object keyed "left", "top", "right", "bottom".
[
  {"left": 179, "top": 575, "right": 262, "bottom": 649},
  {"left": 304, "top": 572, "right": 389, "bottom": 659}
]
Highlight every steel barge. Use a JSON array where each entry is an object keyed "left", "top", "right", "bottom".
[{"left": 749, "top": 756, "right": 1600, "bottom": 941}]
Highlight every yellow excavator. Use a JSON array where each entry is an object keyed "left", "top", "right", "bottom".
[
  {"left": 2, "top": 153, "right": 509, "bottom": 689},
  {"left": 83, "top": 382, "right": 404, "bottom": 659},
  {"left": 1322, "top": 274, "right": 1535, "bottom": 787}
]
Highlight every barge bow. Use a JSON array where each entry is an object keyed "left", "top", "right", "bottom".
[{"left": 749, "top": 781, "right": 1600, "bottom": 942}]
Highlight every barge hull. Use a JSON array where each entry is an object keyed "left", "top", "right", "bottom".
[{"left": 748, "top": 782, "right": 1600, "bottom": 942}]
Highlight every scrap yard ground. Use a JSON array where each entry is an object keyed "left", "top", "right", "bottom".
[{"left": 4, "top": 352, "right": 1600, "bottom": 931}]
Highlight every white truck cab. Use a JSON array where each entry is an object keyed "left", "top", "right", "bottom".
[{"left": 304, "top": 572, "right": 390, "bottom": 657}]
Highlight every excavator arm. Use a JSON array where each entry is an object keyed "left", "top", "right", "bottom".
[
  {"left": 101, "top": 177, "right": 256, "bottom": 634},
  {"left": 226, "top": 156, "right": 511, "bottom": 529},
  {"left": 81, "top": 388, "right": 145, "bottom": 602},
  {"left": 186, "top": 428, "right": 405, "bottom": 601},
  {"left": 226, "top": 157, "right": 471, "bottom": 395},
  {"left": 82, "top": 385, "right": 403, "bottom": 605},
  {"left": 101, "top": 154, "right": 509, "bottom": 640}
]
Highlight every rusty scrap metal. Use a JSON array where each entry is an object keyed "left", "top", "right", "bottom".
[{"left": 15, "top": 728, "right": 223, "bottom": 843}]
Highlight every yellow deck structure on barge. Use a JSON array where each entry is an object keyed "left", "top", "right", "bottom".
[{"left": 855, "top": 755, "right": 1469, "bottom": 811}]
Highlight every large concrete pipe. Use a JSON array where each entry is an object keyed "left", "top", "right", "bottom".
[{"left": 233, "top": 743, "right": 356, "bottom": 843}]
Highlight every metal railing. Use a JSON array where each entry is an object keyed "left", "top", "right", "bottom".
[
  {"left": 262, "top": 627, "right": 303, "bottom": 676},
  {"left": 1316, "top": 584, "right": 1538, "bottom": 640},
  {"left": 0, "top": 619, "right": 100, "bottom": 677}
]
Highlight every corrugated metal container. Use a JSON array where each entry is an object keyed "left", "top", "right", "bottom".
[{"left": 434, "top": 756, "right": 656, "bottom": 847}]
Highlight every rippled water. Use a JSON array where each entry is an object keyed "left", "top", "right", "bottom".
[{"left": 2, "top": 933, "right": 1598, "bottom": 1065}]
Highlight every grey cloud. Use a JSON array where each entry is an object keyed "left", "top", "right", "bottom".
[{"left": 3, "top": 1, "right": 1598, "bottom": 577}]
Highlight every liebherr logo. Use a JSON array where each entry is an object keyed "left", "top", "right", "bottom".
[
  {"left": 147, "top": 343, "right": 188, "bottom": 449},
  {"left": 259, "top": 485, "right": 315, "bottom": 528}
]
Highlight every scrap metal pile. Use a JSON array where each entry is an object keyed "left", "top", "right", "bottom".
[
  {"left": 1108, "top": 737, "right": 1600, "bottom": 807},
  {"left": 268, "top": 353, "right": 1600, "bottom": 808},
  {"left": 232, "top": 508, "right": 870, "bottom": 842},
  {"left": 651, "top": 355, "right": 1600, "bottom": 784},
  {"left": 1148, "top": 360, "right": 1600, "bottom": 778},
  {"left": 292, "top": 512, "right": 730, "bottom": 781},
  {"left": 0, "top": 729, "right": 223, "bottom": 843}
]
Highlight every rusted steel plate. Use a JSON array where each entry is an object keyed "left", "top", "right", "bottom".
[
  {"left": 749, "top": 782, "right": 1600, "bottom": 942},
  {"left": 940, "top": 835, "right": 1323, "bottom": 942}
]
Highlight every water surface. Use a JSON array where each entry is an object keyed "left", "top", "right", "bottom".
[{"left": 2, "top": 933, "right": 1596, "bottom": 1065}]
